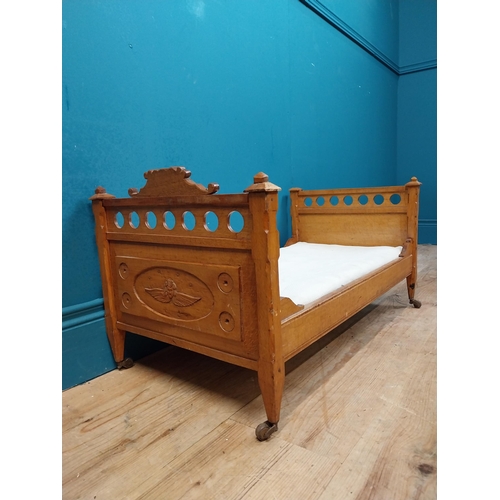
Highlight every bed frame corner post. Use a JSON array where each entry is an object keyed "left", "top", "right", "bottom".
[
  {"left": 405, "top": 177, "right": 422, "bottom": 306},
  {"left": 90, "top": 188, "right": 126, "bottom": 364},
  {"left": 289, "top": 187, "right": 301, "bottom": 245},
  {"left": 245, "top": 173, "right": 285, "bottom": 438}
]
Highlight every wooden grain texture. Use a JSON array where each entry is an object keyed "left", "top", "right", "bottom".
[
  {"left": 128, "top": 166, "right": 219, "bottom": 197},
  {"left": 91, "top": 199, "right": 126, "bottom": 362},
  {"left": 91, "top": 168, "right": 422, "bottom": 437},
  {"left": 63, "top": 245, "right": 436, "bottom": 500},
  {"left": 247, "top": 179, "right": 285, "bottom": 427},
  {"left": 296, "top": 213, "right": 408, "bottom": 247},
  {"left": 281, "top": 256, "right": 412, "bottom": 360}
]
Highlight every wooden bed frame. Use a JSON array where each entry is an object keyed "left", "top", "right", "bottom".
[{"left": 91, "top": 167, "right": 421, "bottom": 440}]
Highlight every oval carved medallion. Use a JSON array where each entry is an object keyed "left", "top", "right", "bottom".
[{"left": 134, "top": 267, "right": 214, "bottom": 321}]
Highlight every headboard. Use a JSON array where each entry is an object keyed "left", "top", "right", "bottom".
[{"left": 90, "top": 168, "right": 283, "bottom": 367}]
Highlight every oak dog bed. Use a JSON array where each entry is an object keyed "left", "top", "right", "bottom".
[{"left": 91, "top": 167, "right": 421, "bottom": 440}]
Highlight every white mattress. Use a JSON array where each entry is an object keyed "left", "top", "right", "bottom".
[{"left": 278, "top": 242, "right": 403, "bottom": 307}]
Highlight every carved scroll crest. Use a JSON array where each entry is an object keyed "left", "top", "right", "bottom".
[{"left": 128, "top": 167, "right": 219, "bottom": 197}]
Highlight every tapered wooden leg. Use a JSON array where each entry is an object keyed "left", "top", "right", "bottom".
[
  {"left": 404, "top": 178, "right": 421, "bottom": 308},
  {"left": 256, "top": 361, "right": 285, "bottom": 441},
  {"left": 91, "top": 198, "right": 134, "bottom": 369},
  {"left": 106, "top": 325, "right": 133, "bottom": 368},
  {"left": 406, "top": 276, "right": 421, "bottom": 308},
  {"left": 246, "top": 178, "right": 284, "bottom": 440}
]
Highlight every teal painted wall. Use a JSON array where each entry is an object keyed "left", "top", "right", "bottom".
[
  {"left": 397, "top": 0, "right": 437, "bottom": 243},
  {"left": 289, "top": 1, "right": 398, "bottom": 190},
  {"left": 399, "top": 0, "right": 437, "bottom": 69},
  {"left": 62, "top": 0, "right": 435, "bottom": 389},
  {"left": 308, "top": 0, "right": 399, "bottom": 64},
  {"left": 397, "top": 69, "right": 437, "bottom": 243}
]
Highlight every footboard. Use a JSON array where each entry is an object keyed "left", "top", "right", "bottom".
[
  {"left": 289, "top": 178, "right": 421, "bottom": 300},
  {"left": 90, "top": 168, "right": 282, "bottom": 372},
  {"left": 289, "top": 178, "right": 421, "bottom": 248}
]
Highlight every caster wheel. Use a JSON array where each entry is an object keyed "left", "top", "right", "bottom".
[
  {"left": 117, "top": 358, "right": 134, "bottom": 370},
  {"left": 410, "top": 299, "right": 422, "bottom": 309},
  {"left": 255, "top": 421, "right": 278, "bottom": 441}
]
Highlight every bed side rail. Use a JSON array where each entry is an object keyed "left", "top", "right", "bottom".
[{"left": 288, "top": 178, "right": 421, "bottom": 247}]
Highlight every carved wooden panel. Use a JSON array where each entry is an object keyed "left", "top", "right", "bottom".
[
  {"left": 128, "top": 167, "right": 219, "bottom": 198},
  {"left": 136, "top": 268, "right": 213, "bottom": 321},
  {"left": 115, "top": 256, "right": 242, "bottom": 341}
]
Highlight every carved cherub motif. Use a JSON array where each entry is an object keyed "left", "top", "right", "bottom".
[{"left": 145, "top": 278, "right": 201, "bottom": 307}]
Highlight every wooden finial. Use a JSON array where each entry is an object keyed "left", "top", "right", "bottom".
[
  {"left": 405, "top": 177, "right": 422, "bottom": 187},
  {"left": 89, "top": 186, "right": 116, "bottom": 200},
  {"left": 254, "top": 172, "right": 269, "bottom": 183},
  {"left": 244, "top": 172, "right": 281, "bottom": 193}
]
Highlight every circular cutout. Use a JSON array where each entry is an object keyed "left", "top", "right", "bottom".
[
  {"left": 343, "top": 195, "right": 353, "bottom": 206},
  {"left": 228, "top": 211, "right": 244, "bottom": 233},
  {"left": 204, "top": 211, "right": 219, "bottom": 232},
  {"left": 182, "top": 211, "right": 196, "bottom": 230},
  {"left": 146, "top": 211, "right": 157, "bottom": 229},
  {"left": 304, "top": 197, "right": 313, "bottom": 207},
  {"left": 316, "top": 196, "right": 325, "bottom": 206},
  {"left": 374, "top": 194, "right": 385, "bottom": 206},
  {"left": 358, "top": 194, "right": 368, "bottom": 205},
  {"left": 129, "top": 211, "right": 140, "bottom": 229},
  {"left": 390, "top": 193, "right": 401, "bottom": 205},
  {"left": 115, "top": 212, "right": 124, "bottom": 228},
  {"left": 330, "top": 196, "right": 339, "bottom": 206},
  {"left": 163, "top": 211, "right": 176, "bottom": 230},
  {"left": 219, "top": 312, "right": 235, "bottom": 332},
  {"left": 217, "top": 273, "right": 233, "bottom": 293}
]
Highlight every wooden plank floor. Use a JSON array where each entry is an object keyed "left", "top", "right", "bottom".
[{"left": 62, "top": 245, "right": 437, "bottom": 500}]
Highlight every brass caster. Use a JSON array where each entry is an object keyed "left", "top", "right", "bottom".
[
  {"left": 410, "top": 299, "right": 422, "bottom": 309},
  {"left": 117, "top": 358, "right": 134, "bottom": 370},
  {"left": 255, "top": 421, "right": 278, "bottom": 441}
]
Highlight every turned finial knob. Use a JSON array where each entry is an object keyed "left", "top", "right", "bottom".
[
  {"left": 89, "top": 185, "right": 116, "bottom": 200},
  {"left": 405, "top": 176, "right": 421, "bottom": 188},
  {"left": 254, "top": 172, "right": 269, "bottom": 183},
  {"left": 244, "top": 172, "right": 281, "bottom": 193}
]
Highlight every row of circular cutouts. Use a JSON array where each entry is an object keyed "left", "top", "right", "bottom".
[
  {"left": 114, "top": 210, "right": 245, "bottom": 233},
  {"left": 304, "top": 193, "right": 402, "bottom": 207}
]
